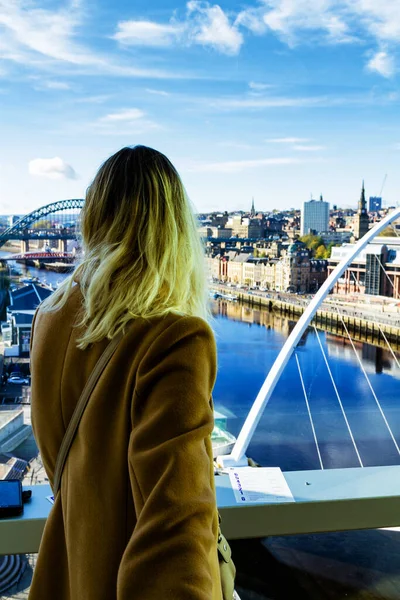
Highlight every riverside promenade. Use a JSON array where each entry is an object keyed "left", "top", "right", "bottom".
[{"left": 211, "top": 284, "right": 400, "bottom": 349}]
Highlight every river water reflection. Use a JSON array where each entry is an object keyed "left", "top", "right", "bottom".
[{"left": 211, "top": 299, "right": 400, "bottom": 472}]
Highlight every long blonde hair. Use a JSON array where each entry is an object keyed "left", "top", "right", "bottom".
[{"left": 40, "top": 145, "right": 212, "bottom": 350}]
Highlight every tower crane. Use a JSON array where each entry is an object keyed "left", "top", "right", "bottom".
[{"left": 379, "top": 174, "right": 387, "bottom": 200}]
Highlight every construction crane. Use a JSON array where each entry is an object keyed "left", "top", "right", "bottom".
[{"left": 379, "top": 174, "right": 387, "bottom": 199}]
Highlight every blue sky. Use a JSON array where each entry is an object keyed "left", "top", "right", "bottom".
[{"left": 0, "top": 0, "right": 400, "bottom": 215}]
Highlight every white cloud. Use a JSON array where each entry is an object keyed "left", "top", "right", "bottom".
[
  {"left": 113, "top": 21, "right": 182, "bottom": 47},
  {"left": 146, "top": 88, "right": 170, "bottom": 96},
  {"left": 28, "top": 157, "right": 77, "bottom": 180},
  {"left": 0, "top": 0, "right": 189, "bottom": 79},
  {"left": 100, "top": 108, "right": 146, "bottom": 122},
  {"left": 184, "top": 157, "right": 302, "bottom": 173},
  {"left": 366, "top": 51, "right": 396, "bottom": 78},
  {"left": 236, "top": 1, "right": 400, "bottom": 76},
  {"left": 113, "top": 2, "right": 243, "bottom": 56},
  {"left": 293, "top": 144, "right": 326, "bottom": 151},
  {"left": 187, "top": 2, "right": 243, "bottom": 55},
  {"left": 242, "top": 0, "right": 355, "bottom": 46},
  {"left": 249, "top": 82, "right": 274, "bottom": 90},
  {"left": 210, "top": 95, "right": 330, "bottom": 109},
  {"left": 94, "top": 108, "right": 160, "bottom": 135},
  {"left": 32, "top": 80, "right": 71, "bottom": 91},
  {"left": 44, "top": 81, "right": 71, "bottom": 90},
  {"left": 235, "top": 8, "right": 267, "bottom": 34},
  {"left": 0, "top": 0, "right": 100, "bottom": 66},
  {"left": 267, "top": 137, "right": 311, "bottom": 143}
]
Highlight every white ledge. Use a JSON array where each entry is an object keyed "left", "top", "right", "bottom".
[{"left": 2, "top": 465, "right": 400, "bottom": 554}]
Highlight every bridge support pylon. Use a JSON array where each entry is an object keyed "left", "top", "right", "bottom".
[
  {"left": 20, "top": 240, "right": 29, "bottom": 253},
  {"left": 57, "top": 239, "right": 68, "bottom": 252}
]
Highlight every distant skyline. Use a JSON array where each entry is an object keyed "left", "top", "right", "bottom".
[{"left": 1, "top": 0, "right": 400, "bottom": 215}]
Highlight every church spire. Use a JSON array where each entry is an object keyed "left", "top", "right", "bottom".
[
  {"left": 354, "top": 180, "right": 369, "bottom": 240},
  {"left": 358, "top": 180, "right": 366, "bottom": 214},
  {"left": 250, "top": 196, "right": 255, "bottom": 217}
]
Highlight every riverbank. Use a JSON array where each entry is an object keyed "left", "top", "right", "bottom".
[
  {"left": 211, "top": 284, "right": 400, "bottom": 350},
  {"left": 1, "top": 242, "right": 21, "bottom": 253}
]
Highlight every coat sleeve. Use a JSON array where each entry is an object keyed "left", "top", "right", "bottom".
[{"left": 117, "top": 316, "right": 219, "bottom": 600}]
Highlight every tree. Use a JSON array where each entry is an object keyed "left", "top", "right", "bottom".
[
  {"left": 378, "top": 226, "right": 397, "bottom": 237},
  {"left": 315, "top": 244, "right": 327, "bottom": 259}
]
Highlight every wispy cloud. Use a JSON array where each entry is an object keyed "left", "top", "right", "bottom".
[
  {"left": 28, "top": 157, "right": 77, "bottom": 180},
  {"left": 367, "top": 51, "right": 396, "bottom": 78},
  {"left": 113, "top": 21, "right": 183, "bottom": 47},
  {"left": 113, "top": 1, "right": 243, "bottom": 56},
  {"left": 205, "top": 89, "right": 400, "bottom": 111},
  {"left": 182, "top": 157, "right": 303, "bottom": 173},
  {"left": 94, "top": 107, "right": 160, "bottom": 135},
  {"left": 43, "top": 81, "right": 71, "bottom": 90},
  {"left": 249, "top": 81, "right": 274, "bottom": 91},
  {"left": 31, "top": 79, "right": 71, "bottom": 91},
  {"left": 236, "top": 1, "right": 400, "bottom": 77},
  {"left": 265, "top": 137, "right": 325, "bottom": 151},
  {"left": 209, "top": 95, "right": 331, "bottom": 109},
  {"left": 100, "top": 108, "right": 146, "bottom": 122},
  {"left": 187, "top": 1, "right": 243, "bottom": 55},
  {"left": 0, "top": 0, "right": 191, "bottom": 79},
  {"left": 267, "top": 137, "right": 311, "bottom": 144},
  {"left": 0, "top": 0, "right": 99, "bottom": 66},
  {"left": 293, "top": 144, "right": 325, "bottom": 151},
  {"left": 146, "top": 88, "right": 171, "bottom": 97}
]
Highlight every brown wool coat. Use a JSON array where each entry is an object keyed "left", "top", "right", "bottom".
[{"left": 28, "top": 282, "right": 223, "bottom": 600}]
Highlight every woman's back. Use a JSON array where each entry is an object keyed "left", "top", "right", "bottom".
[
  {"left": 29, "top": 281, "right": 223, "bottom": 599},
  {"left": 28, "top": 145, "right": 224, "bottom": 599}
]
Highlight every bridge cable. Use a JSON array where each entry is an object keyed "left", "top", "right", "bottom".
[
  {"left": 295, "top": 353, "right": 324, "bottom": 470},
  {"left": 374, "top": 254, "right": 399, "bottom": 300},
  {"left": 313, "top": 326, "right": 364, "bottom": 467},
  {"left": 331, "top": 299, "right": 400, "bottom": 456},
  {"left": 377, "top": 325, "right": 400, "bottom": 370},
  {"left": 389, "top": 223, "right": 400, "bottom": 239},
  {"left": 349, "top": 271, "right": 400, "bottom": 369}
]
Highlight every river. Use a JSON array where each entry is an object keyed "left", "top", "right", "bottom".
[
  {"left": 211, "top": 299, "right": 400, "bottom": 472},
  {"left": 2, "top": 250, "right": 399, "bottom": 473}
]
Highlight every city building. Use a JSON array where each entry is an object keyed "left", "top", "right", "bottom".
[
  {"left": 369, "top": 196, "right": 382, "bottom": 212},
  {"left": 353, "top": 182, "right": 369, "bottom": 240},
  {"left": 226, "top": 215, "right": 263, "bottom": 238},
  {"left": 275, "top": 243, "right": 311, "bottom": 293},
  {"left": 7, "top": 215, "right": 22, "bottom": 228},
  {"left": 199, "top": 226, "right": 232, "bottom": 239},
  {"left": 320, "top": 231, "right": 352, "bottom": 245},
  {"left": 207, "top": 243, "right": 328, "bottom": 292},
  {"left": 1, "top": 283, "right": 52, "bottom": 358},
  {"left": 300, "top": 196, "right": 329, "bottom": 236},
  {"left": 328, "top": 242, "right": 400, "bottom": 297}
]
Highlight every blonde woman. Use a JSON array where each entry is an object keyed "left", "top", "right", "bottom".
[{"left": 28, "top": 146, "right": 227, "bottom": 599}]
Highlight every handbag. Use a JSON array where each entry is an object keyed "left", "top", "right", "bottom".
[{"left": 52, "top": 328, "right": 237, "bottom": 599}]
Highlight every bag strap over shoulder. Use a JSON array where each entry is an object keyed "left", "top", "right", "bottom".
[{"left": 52, "top": 328, "right": 125, "bottom": 497}]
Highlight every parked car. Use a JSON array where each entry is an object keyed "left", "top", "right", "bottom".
[{"left": 8, "top": 372, "right": 30, "bottom": 385}]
